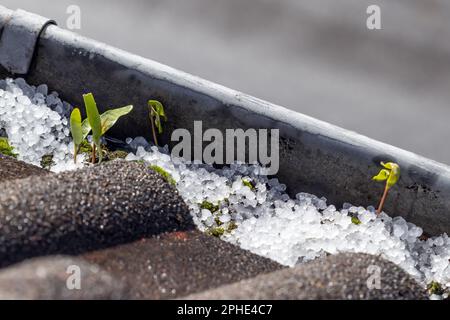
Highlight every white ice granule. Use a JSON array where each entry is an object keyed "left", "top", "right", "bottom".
[
  {"left": 126, "top": 144, "right": 450, "bottom": 291},
  {"left": 1, "top": 77, "right": 449, "bottom": 296},
  {"left": 0, "top": 78, "right": 83, "bottom": 171}
]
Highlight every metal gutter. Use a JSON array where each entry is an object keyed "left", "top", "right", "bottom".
[{"left": 0, "top": 6, "right": 448, "bottom": 235}]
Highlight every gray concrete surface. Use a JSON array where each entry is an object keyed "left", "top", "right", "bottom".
[{"left": 2, "top": 0, "right": 449, "bottom": 164}]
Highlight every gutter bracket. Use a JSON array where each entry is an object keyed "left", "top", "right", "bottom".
[{"left": 0, "top": 9, "right": 56, "bottom": 75}]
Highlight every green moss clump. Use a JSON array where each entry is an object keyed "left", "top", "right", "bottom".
[
  {"left": 0, "top": 137, "right": 17, "bottom": 158},
  {"left": 226, "top": 221, "right": 238, "bottom": 232},
  {"left": 351, "top": 217, "right": 362, "bottom": 225},
  {"left": 242, "top": 178, "right": 255, "bottom": 190},
  {"left": 149, "top": 165, "right": 176, "bottom": 186},
  {"left": 427, "top": 281, "right": 445, "bottom": 295},
  {"left": 200, "top": 200, "right": 219, "bottom": 213},
  {"left": 78, "top": 140, "right": 93, "bottom": 154},
  {"left": 40, "top": 154, "right": 55, "bottom": 169},
  {"left": 207, "top": 227, "right": 225, "bottom": 237},
  {"left": 106, "top": 150, "right": 128, "bottom": 161},
  {"left": 214, "top": 216, "right": 223, "bottom": 226}
]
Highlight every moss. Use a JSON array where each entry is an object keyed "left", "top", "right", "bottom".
[
  {"left": 427, "top": 281, "right": 445, "bottom": 295},
  {"left": 351, "top": 216, "right": 362, "bottom": 225},
  {"left": 0, "top": 137, "right": 17, "bottom": 158},
  {"left": 207, "top": 227, "right": 225, "bottom": 237},
  {"left": 149, "top": 164, "right": 176, "bottom": 186},
  {"left": 226, "top": 221, "right": 238, "bottom": 232},
  {"left": 40, "top": 154, "right": 55, "bottom": 169},
  {"left": 214, "top": 216, "right": 223, "bottom": 226},
  {"left": 106, "top": 150, "right": 128, "bottom": 161},
  {"left": 78, "top": 140, "right": 93, "bottom": 154},
  {"left": 242, "top": 178, "right": 255, "bottom": 190},
  {"left": 200, "top": 200, "right": 219, "bottom": 213}
]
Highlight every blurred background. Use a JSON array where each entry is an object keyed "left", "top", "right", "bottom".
[{"left": 2, "top": 0, "right": 449, "bottom": 164}]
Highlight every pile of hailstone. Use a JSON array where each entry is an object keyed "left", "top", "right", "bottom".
[
  {"left": 126, "top": 145, "right": 450, "bottom": 294},
  {"left": 0, "top": 78, "right": 81, "bottom": 171},
  {"left": 1, "top": 77, "right": 449, "bottom": 297}
]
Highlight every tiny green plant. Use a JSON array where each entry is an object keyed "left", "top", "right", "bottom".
[
  {"left": 83, "top": 93, "right": 103, "bottom": 164},
  {"left": 372, "top": 161, "right": 400, "bottom": 215},
  {"left": 70, "top": 108, "right": 83, "bottom": 163},
  {"left": 70, "top": 93, "right": 133, "bottom": 164},
  {"left": 148, "top": 100, "right": 167, "bottom": 146},
  {"left": 0, "top": 137, "right": 17, "bottom": 158}
]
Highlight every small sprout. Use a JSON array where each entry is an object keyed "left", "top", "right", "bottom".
[
  {"left": 149, "top": 165, "right": 176, "bottom": 186},
  {"left": 79, "top": 93, "right": 133, "bottom": 164},
  {"left": 427, "top": 281, "right": 444, "bottom": 295},
  {"left": 40, "top": 154, "right": 54, "bottom": 170},
  {"left": 200, "top": 200, "right": 219, "bottom": 213},
  {"left": 351, "top": 216, "right": 362, "bottom": 225},
  {"left": 0, "top": 137, "right": 17, "bottom": 158},
  {"left": 148, "top": 100, "right": 167, "bottom": 146},
  {"left": 83, "top": 93, "right": 102, "bottom": 164},
  {"left": 372, "top": 161, "right": 400, "bottom": 215},
  {"left": 70, "top": 108, "right": 83, "bottom": 163},
  {"left": 242, "top": 178, "right": 255, "bottom": 190}
]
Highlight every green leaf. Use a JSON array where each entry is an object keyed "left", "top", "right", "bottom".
[
  {"left": 99, "top": 105, "right": 133, "bottom": 135},
  {"left": 81, "top": 106, "right": 134, "bottom": 138},
  {"left": 148, "top": 100, "right": 166, "bottom": 134},
  {"left": 83, "top": 93, "right": 102, "bottom": 141},
  {"left": 372, "top": 169, "right": 389, "bottom": 182},
  {"left": 381, "top": 161, "right": 393, "bottom": 170},
  {"left": 148, "top": 100, "right": 166, "bottom": 119},
  {"left": 70, "top": 108, "right": 83, "bottom": 146},
  {"left": 83, "top": 93, "right": 103, "bottom": 162},
  {"left": 386, "top": 162, "right": 400, "bottom": 188},
  {"left": 373, "top": 162, "right": 401, "bottom": 189},
  {"left": 81, "top": 118, "right": 91, "bottom": 140}
]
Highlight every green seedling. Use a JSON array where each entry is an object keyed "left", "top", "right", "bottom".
[
  {"left": 148, "top": 100, "right": 167, "bottom": 146},
  {"left": 70, "top": 108, "right": 83, "bottom": 163},
  {"left": 372, "top": 161, "right": 400, "bottom": 215},
  {"left": 70, "top": 93, "right": 133, "bottom": 164},
  {"left": 0, "top": 137, "right": 17, "bottom": 158},
  {"left": 83, "top": 93, "right": 103, "bottom": 164}
]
